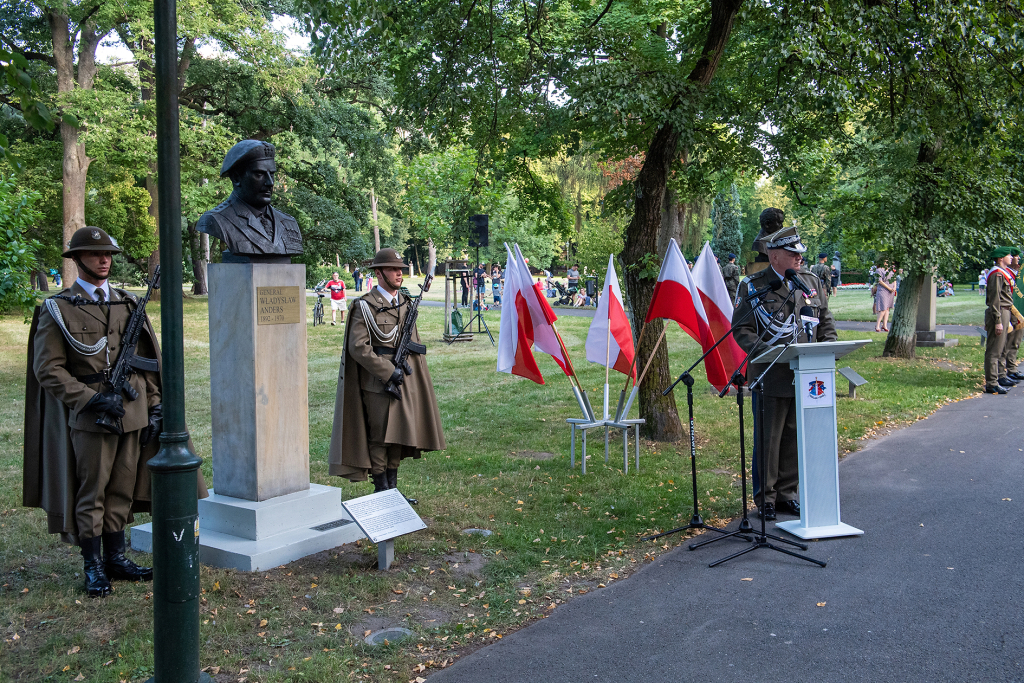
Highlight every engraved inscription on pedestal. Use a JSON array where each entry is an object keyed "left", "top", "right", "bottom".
[{"left": 256, "top": 286, "right": 301, "bottom": 325}]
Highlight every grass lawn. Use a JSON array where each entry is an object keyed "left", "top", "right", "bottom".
[
  {"left": 827, "top": 288, "right": 986, "bottom": 325},
  {"left": 0, "top": 293, "right": 988, "bottom": 682}
]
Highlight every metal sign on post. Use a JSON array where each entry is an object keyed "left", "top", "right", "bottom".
[{"left": 343, "top": 490, "right": 426, "bottom": 570}]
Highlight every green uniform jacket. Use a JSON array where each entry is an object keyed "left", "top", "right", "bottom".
[
  {"left": 721, "top": 263, "right": 740, "bottom": 300},
  {"left": 732, "top": 268, "right": 838, "bottom": 397},
  {"left": 328, "top": 288, "right": 446, "bottom": 481},
  {"left": 987, "top": 268, "right": 1014, "bottom": 321},
  {"left": 810, "top": 263, "right": 832, "bottom": 293},
  {"left": 23, "top": 284, "right": 208, "bottom": 544}
]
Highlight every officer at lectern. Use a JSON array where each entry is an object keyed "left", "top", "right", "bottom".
[{"left": 733, "top": 210, "right": 837, "bottom": 521}]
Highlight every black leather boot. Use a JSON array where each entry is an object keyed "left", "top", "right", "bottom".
[
  {"left": 386, "top": 468, "right": 417, "bottom": 505},
  {"left": 102, "top": 530, "right": 153, "bottom": 581},
  {"left": 372, "top": 471, "right": 389, "bottom": 493},
  {"left": 81, "top": 536, "right": 112, "bottom": 597}
]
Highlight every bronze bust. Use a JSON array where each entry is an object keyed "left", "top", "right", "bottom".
[{"left": 197, "top": 140, "right": 303, "bottom": 263}]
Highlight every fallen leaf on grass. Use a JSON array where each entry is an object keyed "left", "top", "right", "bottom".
[
  {"left": 67, "top": 646, "right": 80, "bottom": 655},
  {"left": 333, "top": 607, "right": 344, "bottom": 613},
  {"left": 259, "top": 619, "right": 268, "bottom": 627},
  {"left": 246, "top": 609, "right": 256, "bottom": 615},
  {"left": 414, "top": 663, "right": 427, "bottom": 672},
  {"left": 518, "top": 599, "right": 526, "bottom": 605},
  {"left": 21, "top": 588, "right": 28, "bottom": 593},
  {"left": 1003, "top": 498, "right": 1012, "bottom": 501},
  {"left": 364, "top": 630, "right": 372, "bottom": 637},
  {"left": 393, "top": 589, "right": 404, "bottom": 594},
  {"left": 364, "top": 608, "right": 374, "bottom": 614},
  {"left": 103, "top": 660, "right": 113, "bottom": 666},
  {"left": 74, "top": 675, "right": 85, "bottom": 681}
]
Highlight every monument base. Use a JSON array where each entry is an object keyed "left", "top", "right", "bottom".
[
  {"left": 916, "top": 330, "right": 959, "bottom": 348},
  {"left": 131, "top": 484, "right": 366, "bottom": 571}
]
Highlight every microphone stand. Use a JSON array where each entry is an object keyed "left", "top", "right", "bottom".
[
  {"left": 642, "top": 285, "right": 780, "bottom": 545},
  {"left": 708, "top": 287, "right": 826, "bottom": 568}
]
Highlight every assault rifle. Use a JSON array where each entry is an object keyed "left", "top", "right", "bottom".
[
  {"left": 384, "top": 273, "right": 433, "bottom": 400},
  {"left": 96, "top": 266, "right": 162, "bottom": 435}
]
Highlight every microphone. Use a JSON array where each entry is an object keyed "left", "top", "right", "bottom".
[
  {"left": 799, "top": 305, "right": 818, "bottom": 341},
  {"left": 785, "top": 268, "right": 813, "bottom": 296}
]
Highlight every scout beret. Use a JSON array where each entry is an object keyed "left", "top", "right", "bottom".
[{"left": 220, "top": 140, "right": 276, "bottom": 178}]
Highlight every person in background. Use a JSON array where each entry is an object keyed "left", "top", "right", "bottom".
[
  {"left": 720, "top": 253, "right": 740, "bottom": 302},
  {"left": 810, "top": 253, "right": 832, "bottom": 297},
  {"left": 979, "top": 269, "right": 988, "bottom": 296},
  {"left": 830, "top": 265, "right": 839, "bottom": 295},
  {"left": 1001, "top": 250, "right": 1024, "bottom": 382},
  {"left": 459, "top": 271, "right": 469, "bottom": 307},
  {"left": 985, "top": 247, "right": 1018, "bottom": 394},
  {"left": 353, "top": 267, "right": 362, "bottom": 292},
  {"left": 326, "top": 271, "right": 347, "bottom": 325},
  {"left": 492, "top": 265, "right": 503, "bottom": 306},
  {"left": 567, "top": 263, "right": 580, "bottom": 292},
  {"left": 873, "top": 260, "right": 896, "bottom": 332}
]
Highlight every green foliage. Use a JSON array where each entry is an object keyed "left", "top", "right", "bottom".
[
  {"left": 306, "top": 264, "right": 355, "bottom": 290},
  {"left": 0, "top": 175, "right": 41, "bottom": 314},
  {"left": 710, "top": 183, "right": 743, "bottom": 260},
  {"left": 574, "top": 217, "right": 624, "bottom": 276}
]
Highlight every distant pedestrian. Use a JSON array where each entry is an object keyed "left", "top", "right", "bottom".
[
  {"left": 326, "top": 271, "right": 347, "bottom": 325},
  {"left": 979, "top": 269, "right": 987, "bottom": 296},
  {"left": 810, "top": 253, "right": 831, "bottom": 296},
  {"left": 353, "top": 267, "right": 362, "bottom": 292},
  {"left": 567, "top": 263, "right": 580, "bottom": 292},
  {"left": 873, "top": 260, "right": 896, "bottom": 332},
  {"left": 720, "top": 253, "right": 740, "bottom": 302},
  {"left": 985, "top": 247, "right": 1017, "bottom": 394},
  {"left": 830, "top": 265, "right": 839, "bottom": 295}
]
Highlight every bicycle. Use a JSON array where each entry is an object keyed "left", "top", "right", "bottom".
[{"left": 312, "top": 279, "right": 326, "bottom": 326}]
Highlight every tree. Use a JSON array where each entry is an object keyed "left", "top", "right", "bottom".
[
  {"left": 0, "top": 175, "right": 42, "bottom": 315},
  {"left": 710, "top": 183, "right": 742, "bottom": 259}
]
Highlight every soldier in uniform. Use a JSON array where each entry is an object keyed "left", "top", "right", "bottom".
[
  {"left": 24, "top": 228, "right": 164, "bottom": 596},
  {"left": 196, "top": 140, "right": 303, "bottom": 263},
  {"left": 720, "top": 253, "right": 740, "bottom": 303},
  {"left": 984, "top": 246, "right": 1017, "bottom": 394},
  {"left": 1003, "top": 249, "right": 1024, "bottom": 382},
  {"left": 810, "top": 252, "right": 832, "bottom": 296},
  {"left": 328, "top": 248, "right": 446, "bottom": 502},
  {"left": 733, "top": 209, "right": 837, "bottom": 520}
]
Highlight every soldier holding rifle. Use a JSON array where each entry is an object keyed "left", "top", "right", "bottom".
[
  {"left": 24, "top": 228, "right": 166, "bottom": 596},
  {"left": 328, "top": 248, "right": 446, "bottom": 502}
]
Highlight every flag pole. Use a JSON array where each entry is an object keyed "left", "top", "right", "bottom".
[
  {"left": 620, "top": 326, "right": 667, "bottom": 419},
  {"left": 604, "top": 294, "right": 611, "bottom": 420},
  {"left": 552, "top": 321, "right": 595, "bottom": 420},
  {"left": 621, "top": 319, "right": 649, "bottom": 393}
]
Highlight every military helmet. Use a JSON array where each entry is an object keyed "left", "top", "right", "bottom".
[
  {"left": 369, "top": 247, "right": 406, "bottom": 269},
  {"left": 62, "top": 227, "right": 122, "bottom": 258},
  {"left": 220, "top": 140, "right": 276, "bottom": 178}
]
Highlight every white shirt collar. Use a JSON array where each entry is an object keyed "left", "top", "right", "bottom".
[
  {"left": 375, "top": 285, "right": 396, "bottom": 303},
  {"left": 76, "top": 278, "right": 111, "bottom": 301}
]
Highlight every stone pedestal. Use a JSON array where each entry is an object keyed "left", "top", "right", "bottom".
[
  {"left": 915, "top": 274, "right": 958, "bottom": 348},
  {"left": 133, "top": 263, "right": 366, "bottom": 569}
]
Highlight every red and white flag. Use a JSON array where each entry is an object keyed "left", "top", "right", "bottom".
[
  {"left": 691, "top": 242, "right": 746, "bottom": 386},
  {"left": 586, "top": 254, "right": 636, "bottom": 378},
  {"left": 497, "top": 244, "right": 573, "bottom": 383},
  {"left": 645, "top": 239, "right": 731, "bottom": 392}
]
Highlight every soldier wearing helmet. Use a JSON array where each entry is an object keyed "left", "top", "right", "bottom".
[
  {"left": 23, "top": 227, "right": 206, "bottom": 597},
  {"left": 328, "top": 249, "right": 446, "bottom": 502}
]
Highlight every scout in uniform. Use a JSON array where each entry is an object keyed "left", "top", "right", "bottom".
[
  {"left": 984, "top": 246, "right": 1017, "bottom": 394},
  {"left": 1003, "top": 249, "right": 1024, "bottom": 382},
  {"left": 23, "top": 228, "right": 207, "bottom": 596},
  {"left": 328, "top": 249, "right": 446, "bottom": 501},
  {"left": 732, "top": 209, "right": 838, "bottom": 520},
  {"left": 810, "top": 253, "right": 832, "bottom": 296},
  {"left": 720, "top": 253, "right": 741, "bottom": 303}
]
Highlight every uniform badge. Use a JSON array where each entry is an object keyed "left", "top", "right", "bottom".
[{"left": 91, "top": 229, "right": 101, "bottom": 240}]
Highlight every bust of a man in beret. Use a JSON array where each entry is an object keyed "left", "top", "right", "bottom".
[{"left": 197, "top": 140, "right": 303, "bottom": 262}]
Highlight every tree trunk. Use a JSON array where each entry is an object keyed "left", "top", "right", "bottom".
[
  {"left": 48, "top": 12, "right": 104, "bottom": 287},
  {"left": 658, "top": 188, "right": 681, "bottom": 255},
  {"left": 370, "top": 187, "right": 381, "bottom": 253},
  {"left": 620, "top": 0, "right": 742, "bottom": 441},
  {"left": 188, "top": 221, "right": 208, "bottom": 295},
  {"left": 883, "top": 272, "right": 924, "bottom": 359}
]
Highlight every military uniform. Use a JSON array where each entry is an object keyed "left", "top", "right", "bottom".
[
  {"left": 999, "top": 257, "right": 1024, "bottom": 379},
  {"left": 328, "top": 250, "right": 445, "bottom": 495},
  {"left": 721, "top": 260, "right": 740, "bottom": 302},
  {"left": 810, "top": 258, "right": 832, "bottom": 296},
  {"left": 733, "top": 214, "right": 838, "bottom": 515},
  {"left": 985, "top": 257, "right": 1016, "bottom": 389}
]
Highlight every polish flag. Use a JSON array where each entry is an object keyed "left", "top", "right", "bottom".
[
  {"left": 645, "top": 239, "right": 731, "bottom": 391},
  {"left": 691, "top": 242, "right": 746, "bottom": 384},
  {"left": 497, "top": 244, "right": 573, "bottom": 383},
  {"left": 586, "top": 254, "right": 636, "bottom": 378}
]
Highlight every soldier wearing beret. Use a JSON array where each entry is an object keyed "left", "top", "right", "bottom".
[
  {"left": 22, "top": 228, "right": 207, "bottom": 596},
  {"left": 328, "top": 249, "right": 445, "bottom": 502},
  {"left": 810, "top": 252, "right": 832, "bottom": 296},
  {"left": 720, "top": 253, "right": 740, "bottom": 303},
  {"left": 984, "top": 246, "right": 1018, "bottom": 394},
  {"left": 1002, "top": 249, "right": 1024, "bottom": 383},
  {"left": 733, "top": 209, "right": 838, "bottom": 520},
  {"left": 197, "top": 140, "right": 303, "bottom": 262}
]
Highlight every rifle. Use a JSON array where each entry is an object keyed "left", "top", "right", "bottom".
[
  {"left": 96, "top": 266, "right": 162, "bottom": 435},
  {"left": 384, "top": 273, "right": 433, "bottom": 400}
]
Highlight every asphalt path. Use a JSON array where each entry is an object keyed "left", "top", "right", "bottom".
[{"left": 430, "top": 390, "right": 1024, "bottom": 682}]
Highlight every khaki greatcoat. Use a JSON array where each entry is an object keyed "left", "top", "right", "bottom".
[
  {"left": 23, "top": 283, "right": 207, "bottom": 544},
  {"left": 328, "top": 288, "right": 445, "bottom": 481}
]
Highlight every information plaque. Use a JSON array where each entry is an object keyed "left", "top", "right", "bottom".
[
  {"left": 256, "top": 286, "right": 301, "bottom": 325},
  {"left": 342, "top": 489, "right": 426, "bottom": 543}
]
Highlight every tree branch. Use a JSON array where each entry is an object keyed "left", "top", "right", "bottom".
[{"left": 589, "top": 0, "right": 614, "bottom": 28}]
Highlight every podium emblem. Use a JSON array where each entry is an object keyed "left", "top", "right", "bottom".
[{"left": 808, "top": 379, "right": 827, "bottom": 399}]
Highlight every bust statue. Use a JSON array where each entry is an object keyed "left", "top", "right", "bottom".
[{"left": 197, "top": 140, "right": 303, "bottom": 263}]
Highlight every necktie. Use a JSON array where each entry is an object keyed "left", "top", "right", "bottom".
[
  {"left": 260, "top": 212, "right": 274, "bottom": 241},
  {"left": 95, "top": 288, "right": 105, "bottom": 303}
]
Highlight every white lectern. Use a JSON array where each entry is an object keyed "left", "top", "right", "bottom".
[{"left": 751, "top": 340, "right": 871, "bottom": 540}]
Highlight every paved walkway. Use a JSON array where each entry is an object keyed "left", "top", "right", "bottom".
[{"left": 430, "top": 390, "right": 1024, "bottom": 682}]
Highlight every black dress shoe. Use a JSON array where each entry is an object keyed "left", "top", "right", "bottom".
[
  {"left": 776, "top": 500, "right": 801, "bottom": 516},
  {"left": 103, "top": 531, "right": 152, "bottom": 581},
  {"left": 1008, "top": 372, "right": 1024, "bottom": 381},
  {"left": 985, "top": 384, "right": 1008, "bottom": 394},
  {"left": 998, "top": 377, "right": 1018, "bottom": 388},
  {"left": 81, "top": 537, "right": 112, "bottom": 597},
  {"left": 757, "top": 502, "right": 776, "bottom": 521}
]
